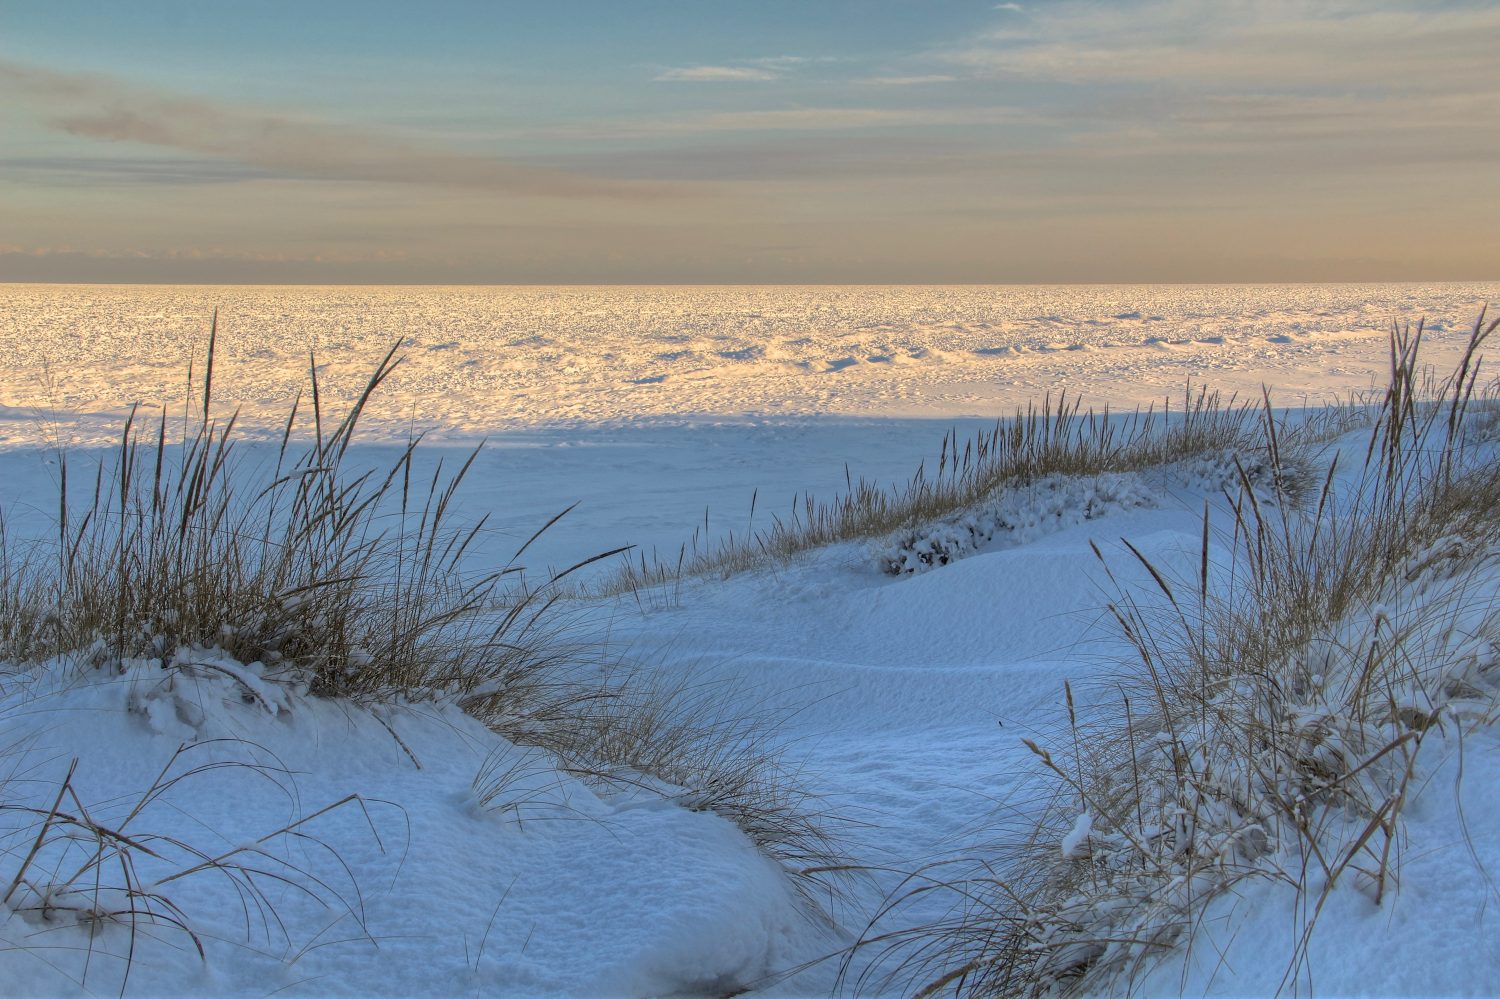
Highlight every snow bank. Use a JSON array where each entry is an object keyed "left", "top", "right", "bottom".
[{"left": 0, "top": 653, "right": 806, "bottom": 998}]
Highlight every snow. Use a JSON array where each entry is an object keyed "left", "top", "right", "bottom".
[
  {"left": 1, "top": 283, "right": 1497, "bottom": 997},
  {"left": 877, "top": 470, "right": 1160, "bottom": 573},
  {"left": 2, "top": 283, "right": 1495, "bottom": 447},
  {"left": 1, "top": 656, "right": 805, "bottom": 998},
  {"left": 1061, "top": 812, "right": 1094, "bottom": 861}
]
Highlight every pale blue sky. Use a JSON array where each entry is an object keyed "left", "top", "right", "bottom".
[{"left": 2, "top": 1, "right": 1497, "bottom": 282}]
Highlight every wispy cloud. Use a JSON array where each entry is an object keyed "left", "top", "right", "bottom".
[
  {"left": 534, "top": 105, "right": 1032, "bottom": 139},
  {"left": 859, "top": 74, "right": 957, "bottom": 86},
  {"left": 927, "top": 0, "right": 1500, "bottom": 173},
  {"left": 654, "top": 54, "right": 818, "bottom": 82},
  {"left": 531, "top": 135, "right": 1000, "bottom": 183},
  {"left": 0, "top": 155, "right": 270, "bottom": 186},
  {"left": 746, "top": 55, "right": 810, "bottom": 67},
  {"left": 0, "top": 243, "right": 409, "bottom": 263},
  {"left": 949, "top": 0, "right": 1500, "bottom": 93},
  {"left": 654, "top": 65, "right": 777, "bottom": 82},
  {"left": 0, "top": 61, "right": 655, "bottom": 199},
  {"left": 993, "top": 3, "right": 1024, "bottom": 11}
]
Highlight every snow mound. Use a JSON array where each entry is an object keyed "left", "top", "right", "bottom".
[
  {"left": 877, "top": 472, "right": 1159, "bottom": 575},
  {"left": 877, "top": 450, "right": 1297, "bottom": 576},
  {"left": 0, "top": 655, "right": 806, "bottom": 998}
]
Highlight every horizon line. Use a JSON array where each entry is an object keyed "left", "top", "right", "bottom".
[{"left": 5, "top": 278, "right": 1498, "bottom": 289}]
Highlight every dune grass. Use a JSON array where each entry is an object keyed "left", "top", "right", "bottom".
[
  {"left": 851, "top": 311, "right": 1500, "bottom": 997},
  {"left": 600, "top": 385, "right": 1283, "bottom": 598},
  {"left": 0, "top": 321, "right": 850, "bottom": 985},
  {"left": 7, "top": 304, "right": 1488, "bottom": 994},
  {"left": 1, "top": 332, "right": 516, "bottom": 697}
]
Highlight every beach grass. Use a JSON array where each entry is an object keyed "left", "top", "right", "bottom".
[
  {"left": 849, "top": 311, "right": 1500, "bottom": 997},
  {"left": 599, "top": 385, "right": 1294, "bottom": 599},
  {"left": 0, "top": 322, "right": 851, "bottom": 979}
]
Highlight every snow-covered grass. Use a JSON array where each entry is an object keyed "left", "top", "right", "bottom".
[
  {"left": 0, "top": 327, "right": 850, "bottom": 993},
  {"left": 2, "top": 291, "right": 1497, "bottom": 997},
  {"left": 856, "top": 313, "right": 1500, "bottom": 997},
  {"left": 603, "top": 387, "right": 1270, "bottom": 595}
]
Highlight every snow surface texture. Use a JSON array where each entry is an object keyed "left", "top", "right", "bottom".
[
  {"left": 3, "top": 283, "right": 1496, "bottom": 445},
  {"left": 1, "top": 652, "right": 804, "bottom": 998},
  {"left": 1, "top": 285, "right": 1498, "bottom": 997}
]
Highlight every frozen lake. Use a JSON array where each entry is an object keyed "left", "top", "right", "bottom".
[{"left": 3, "top": 283, "right": 1495, "bottom": 438}]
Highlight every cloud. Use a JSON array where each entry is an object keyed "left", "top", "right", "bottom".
[
  {"left": 654, "top": 65, "right": 778, "bottom": 82},
  {"left": 685, "top": 107, "right": 1026, "bottom": 131},
  {"left": 0, "top": 243, "right": 407, "bottom": 263},
  {"left": 531, "top": 135, "right": 999, "bottom": 182},
  {"left": 746, "top": 55, "right": 809, "bottom": 67},
  {"left": 859, "top": 74, "right": 957, "bottom": 86},
  {"left": 0, "top": 61, "right": 655, "bottom": 199},
  {"left": 924, "top": 0, "right": 1500, "bottom": 175},
  {"left": 948, "top": 1, "right": 1500, "bottom": 94},
  {"left": 993, "top": 3, "right": 1023, "bottom": 10},
  {"left": 0, "top": 155, "right": 270, "bottom": 186},
  {"left": 527, "top": 106, "right": 1033, "bottom": 140},
  {"left": 654, "top": 55, "right": 819, "bottom": 82}
]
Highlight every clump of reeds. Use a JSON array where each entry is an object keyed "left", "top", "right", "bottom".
[
  {"left": 0, "top": 316, "right": 623, "bottom": 707},
  {"left": 463, "top": 652, "right": 854, "bottom": 921},
  {"left": 601, "top": 385, "right": 1275, "bottom": 596},
  {"left": 854, "top": 311, "right": 1499, "bottom": 997}
]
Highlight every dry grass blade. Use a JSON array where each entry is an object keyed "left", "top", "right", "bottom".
[{"left": 0, "top": 743, "right": 389, "bottom": 995}]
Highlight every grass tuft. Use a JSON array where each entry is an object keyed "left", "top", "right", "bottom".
[
  {"left": 601, "top": 386, "right": 1281, "bottom": 596},
  {"left": 545, "top": 671, "right": 857, "bottom": 923},
  {"left": 0, "top": 325, "right": 851, "bottom": 984}
]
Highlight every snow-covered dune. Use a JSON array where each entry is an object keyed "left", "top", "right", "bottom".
[{"left": 1, "top": 286, "right": 1496, "bottom": 997}]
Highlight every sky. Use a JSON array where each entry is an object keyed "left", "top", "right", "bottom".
[{"left": 2, "top": 0, "right": 1498, "bottom": 284}]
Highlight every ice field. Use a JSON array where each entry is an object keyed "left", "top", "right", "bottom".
[{"left": 3, "top": 283, "right": 1495, "bottom": 441}]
